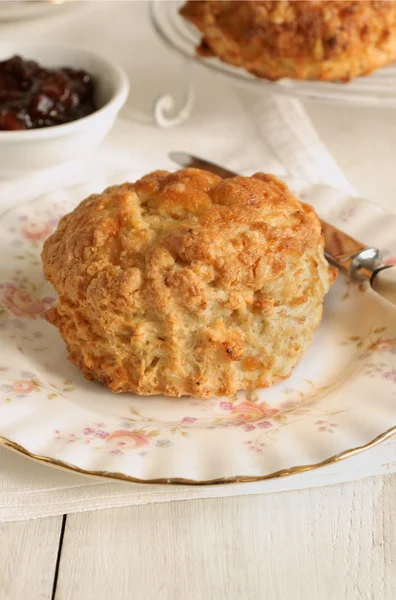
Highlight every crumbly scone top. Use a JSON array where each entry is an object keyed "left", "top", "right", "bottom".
[{"left": 42, "top": 169, "right": 336, "bottom": 398}]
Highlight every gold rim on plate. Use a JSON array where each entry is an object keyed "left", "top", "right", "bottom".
[
  {"left": 2, "top": 425, "right": 396, "bottom": 486},
  {"left": 1, "top": 177, "right": 395, "bottom": 487}
]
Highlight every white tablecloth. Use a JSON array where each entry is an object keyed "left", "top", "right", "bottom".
[{"left": 0, "top": 0, "right": 395, "bottom": 522}]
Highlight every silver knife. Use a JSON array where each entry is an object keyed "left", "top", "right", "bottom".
[{"left": 169, "top": 151, "right": 396, "bottom": 306}]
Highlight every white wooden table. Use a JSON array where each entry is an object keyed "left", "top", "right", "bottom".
[
  {"left": 1, "top": 476, "right": 395, "bottom": 600},
  {"left": 1, "top": 3, "right": 396, "bottom": 598}
]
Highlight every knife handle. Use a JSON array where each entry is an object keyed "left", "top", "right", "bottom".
[{"left": 371, "top": 267, "right": 396, "bottom": 307}]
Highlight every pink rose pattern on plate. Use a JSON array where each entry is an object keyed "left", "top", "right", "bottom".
[
  {"left": 0, "top": 205, "right": 61, "bottom": 344},
  {"left": 0, "top": 194, "right": 395, "bottom": 459},
  {"left": 21, "top": 221, "right": 54, "bottom": 242},
  {"left": 0, "top": 325, "right": 392, "bottom": 457},
  {"left": 1, "top": 225, "right": 396, "bottom": 460},
  {"left": 1, "top": 283, "right": 53, "bottom": 319},
  {"left": 0, "top": 370, "right": 75, "bottom": 402}
]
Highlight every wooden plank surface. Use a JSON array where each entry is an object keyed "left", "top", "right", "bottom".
[
  {"left": 0, "top": 515, "right": 63, "bottom": 600},
  {"left": 54, "top": 475, "right": 396, "bottom": 600},
  {"left": 0, "top": 4, "right": 396, "bottom": 600}
]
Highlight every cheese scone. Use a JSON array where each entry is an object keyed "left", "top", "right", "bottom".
[
  {"left": 42, "top": 169, "right": 337, "bottom": 398},
  {"left": 180, "top": 0, "right": 396, "bottom": 81}
]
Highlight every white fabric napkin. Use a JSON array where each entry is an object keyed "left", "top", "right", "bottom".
[
  {"left": 2, "top": 437, "right": 396, "bottom": 522},
  {"left": 0, "top": 93, "right": 395, "bottom": 522}
]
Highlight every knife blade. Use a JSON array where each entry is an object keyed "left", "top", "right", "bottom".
[{"left": 169, "top": 151, "right": 396, "bottom": 306}]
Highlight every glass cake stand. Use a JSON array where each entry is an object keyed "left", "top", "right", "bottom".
[{"left": 150, "top": 0, "right": 396, "bottom": 127}]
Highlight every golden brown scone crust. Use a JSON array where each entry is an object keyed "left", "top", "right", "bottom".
[
  {"left": 42, "top": 169, "right": 336, "bottom": 398},
  {"left": 180, "top": 0, "right": 396, "bottom": 81}
]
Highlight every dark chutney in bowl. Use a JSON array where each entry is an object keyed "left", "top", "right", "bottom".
[{"left": 0, "top": 55, "right": 97, "bottom": 131}]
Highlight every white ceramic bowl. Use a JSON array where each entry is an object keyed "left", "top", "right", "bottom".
[{"left": 0, "top": 44, "right": 129, "bottom": 177}]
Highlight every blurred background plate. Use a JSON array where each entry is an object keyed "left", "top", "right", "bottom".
[
  {"left": 0, "top": 1, "right": 80, "bottom": 23},
  {"left": 150, "top": 0, "right": 396, "bottom": 108}
]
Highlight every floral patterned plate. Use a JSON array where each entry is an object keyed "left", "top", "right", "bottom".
[{"left": 1, "top": 173, "right": 396, "bottom": 484}]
